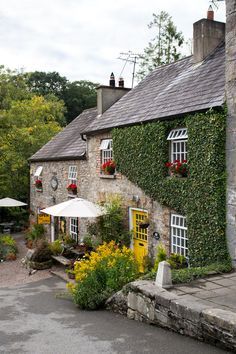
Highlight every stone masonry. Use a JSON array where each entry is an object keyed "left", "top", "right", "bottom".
[{"left": 226, "top": 0, "right": 236, "bottom": 261}]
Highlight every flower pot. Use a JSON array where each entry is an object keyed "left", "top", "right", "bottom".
[{"left": 29, "top": 259, "right": 52, "bottom": 270}]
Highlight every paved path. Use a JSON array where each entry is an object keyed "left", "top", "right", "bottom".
[
  {"left": 169, "top": 271, "right": 236, "bottom": 313},
  {"left": 0, "top": 233, "right": 52, "bottom": 288},
  {"left": 0, "top": 277, "right": 230, "bottom": 354}
]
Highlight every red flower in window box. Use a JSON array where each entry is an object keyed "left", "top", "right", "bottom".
[
  {"left": 165, "top": 160, "right": 188, "bottom": 177},
  {"left": 35, "top": 179, "right": 42, "bottom": 189},
  {"left": 67, "top": 183, "right": 77, "bottom": 194},
  {"left": 102, "top": 160, "right": 116, "bottom": 175}
]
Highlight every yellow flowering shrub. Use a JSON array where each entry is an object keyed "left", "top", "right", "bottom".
[{"left": 68, "top": 241, "right": 138, "bottom": 310}]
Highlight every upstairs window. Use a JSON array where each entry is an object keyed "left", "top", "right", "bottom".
[
  {"left": 68, "top": 165, "right": 77, "bottom": 184},
  {"left": 34, "top": 166, "right": 43, "bottom": 178},
  {"left": 171, "top": 214, "right": 188, "bottom": 257},
  {"left": 100, "top": 139, "right": 113, "bottom": 165},
  {"left": 167, "top": 128, "right": 188, "bottom": 162}
]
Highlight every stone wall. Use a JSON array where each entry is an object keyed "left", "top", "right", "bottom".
[
  {"left": 226, "top": 0, "right": 236, "bottom": 261},
  {"left": 106, "top": 280, "right": 236, "bottom": 352}
]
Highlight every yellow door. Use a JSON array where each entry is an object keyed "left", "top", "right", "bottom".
[{"left": 132, "top": 210, "right": 148, "bottom": 273}]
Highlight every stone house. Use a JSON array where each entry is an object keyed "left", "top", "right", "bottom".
[{"left": 30, "top": 8, "right": 234, "bottom": 269}]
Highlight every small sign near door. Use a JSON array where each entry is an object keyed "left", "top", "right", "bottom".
[{"left": 38, "top": 213, "right": 51, "bottom": 224}]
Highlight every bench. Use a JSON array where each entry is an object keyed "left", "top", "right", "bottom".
[{"left": 52, "top": 255, "right": 71, "bottom": 266}]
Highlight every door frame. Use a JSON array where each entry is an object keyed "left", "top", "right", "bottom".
[{"left": 129, "top": 207, "right": 148, "bottom": 250}]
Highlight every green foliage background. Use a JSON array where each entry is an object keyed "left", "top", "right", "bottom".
[{"left": 113, "top": 110, "right": 229, "bottom": 266}]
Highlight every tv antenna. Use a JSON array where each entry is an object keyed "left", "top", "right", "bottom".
[
  {"left": 118, "top": 51, "right": 142, "bottom": 88},
  {"left": 210, "top": 0, "right": 225, "bottom": 9}
]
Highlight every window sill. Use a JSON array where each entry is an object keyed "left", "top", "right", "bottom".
[
  {"left": 36, "top": 188, "right": 43, "bottom": 192},
  {"left": 99, "top": 174, "right": 116, "bottom": 179}
]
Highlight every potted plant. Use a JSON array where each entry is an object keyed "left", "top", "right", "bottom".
[
  {"left": 139, "top": 217, "right": 150, "bottom": 229},
  {"left": 67, "top": 183, "right": 77, "bottom": 195},
  {"left": 66, "top": 269, "right": 76, "bottom": 279},
  {"left": 102, "top": 160, "right": 116, "bottom": 175},
  {"left": 35, "top": 179, "right": 42, "bottom": 190},
  {"left": 165, "top": 160, "right": 188, "bottom": 177}
]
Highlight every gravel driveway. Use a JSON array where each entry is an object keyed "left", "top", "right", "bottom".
[{"left": 0, "top": 233, "right": 53, "bottom": 288}]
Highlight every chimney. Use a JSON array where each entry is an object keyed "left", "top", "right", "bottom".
[
  {"left": 207, "top": 5, "right": 214, "bottom": 21},
  {"left": 118, "top": 77, "right": 124, "bottom": 88},
  {"left": 193, "top": 8, "right": 225, "bottom": 63},
  {"left": 109, "top": 72, "right": 115, "bottom": 87},
  {"left": 97, "top": 73, "right": 130, "bottom": 115}
]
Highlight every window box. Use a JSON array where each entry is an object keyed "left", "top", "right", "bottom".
[{"left": 99, "top": 173, "right": 116, "bottom": 179}]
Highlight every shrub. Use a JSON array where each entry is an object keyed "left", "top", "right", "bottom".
[
  {"left": 172, "top": 261, "right": 233, "bottom": 284},
  {"left": 152, "top": 244, "right": 188, "bottom": 273},
  {"left": 49, "top": 239, "right": 63, "bottom": 255},
  {"left": 31, "top": 239, "right": 52, "bottom": 262},
  {"left": 26, "top": 224, "right": 46, "bottom": 243},
  {"left": 87, "top": 195, "right": 131, "bottom": 247},
  {"left": 152, "top": 244, "right": 167, "bottom": 273},
  {"left": 0, "top": 235, "right": 17, "bottom": 260},
  {"left": 68, "top": 241, "right": 139, "bottom": 310}
]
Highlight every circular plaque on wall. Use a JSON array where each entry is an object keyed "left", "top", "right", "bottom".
[{"left": 50, "top": 176, "right": 58, "bottom": 191}]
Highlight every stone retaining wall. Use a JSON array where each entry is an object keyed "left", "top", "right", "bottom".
[{"left": 106, "top": 280, "right": 236, "bottom": 352}]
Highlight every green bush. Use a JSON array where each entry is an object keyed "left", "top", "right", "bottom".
[
  {"left": 152, "top": 244, "right": 167, "bottom": 273},
  {"left": 70, "top": 241, "right": 139, "bottom": 310},
  {"left": 31, "top": 239, "right": 52, "bottom": 262},
  {"left": 87, "top": 195, "right": 131, "bottom": 247},
  {"left": 0, "top": 234, "right": 17, "bottom": 260},
  {"left": 49, "top": 240, "right": 63, "bottom": 255},
  {"left": 172, "top": 261, "right": 233, "bottom": 284},
  {"left": 26, "top": 224, "right": 46, "bottom": 243}
]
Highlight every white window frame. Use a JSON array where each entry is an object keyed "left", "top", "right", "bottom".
[
  {"left": 167, "top": 128, "right": 188, "bottom": 162},
  {"left": 171, "top": 214, "right": 188, "bottom": 257},
  {"left": 68, "top": 165, "right": 77, "bottom": 184},
  {"left": 100, "top": 139, "right": 113, "bottom": 165},
  {"left": 34, "top": 166, "right": 43, "bottom": 177},
  {"left": 70, "top": 218, "right": 78, "bottom": 243}
]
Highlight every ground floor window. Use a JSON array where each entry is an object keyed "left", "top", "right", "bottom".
[
  {"left": 171, "top": 214, "right": 188, "bottom": 257},
  {"left": 70, "top": 218, "right": 78, "bottom": 243}
]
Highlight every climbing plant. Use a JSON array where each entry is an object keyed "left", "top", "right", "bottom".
[{"left": 112, "top": 110, "right": 229, "bottom": 266}]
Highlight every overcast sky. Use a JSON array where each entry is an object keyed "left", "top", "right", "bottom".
[{"left": 0, "top": 0, "right": 226, "bottom": 87}]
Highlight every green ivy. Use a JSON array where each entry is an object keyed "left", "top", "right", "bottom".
[{"left": 113, "top": 110, "right": 229, "bottom": 266}]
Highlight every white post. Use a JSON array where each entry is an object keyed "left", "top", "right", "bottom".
[
  {"left": 155, "top": 261, "right": 172, "bottom": 289},
  {"left": 51, "top": 216, "right": 55, "bottom": 242}
]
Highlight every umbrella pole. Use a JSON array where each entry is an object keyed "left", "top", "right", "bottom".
[{"left": 51, "top": 216, "right": 55, "bottom": 242}]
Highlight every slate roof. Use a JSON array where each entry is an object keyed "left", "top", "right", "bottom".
[
  {"left": 29, "top": 108, "right": 97, "bottom": 162},
  {"left": 84, "top": 42, "right": 225, "bottom": 134}
]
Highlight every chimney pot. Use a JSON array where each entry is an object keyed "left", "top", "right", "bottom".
[
  {"left": 207, "top": 5, "right": 214, "bottom": 21},
  {"left": 109, "top": 72, "right": 115, "bottom": 87},
  {"left": 118, "top": 77, "right": 124, "bottom": 88}
]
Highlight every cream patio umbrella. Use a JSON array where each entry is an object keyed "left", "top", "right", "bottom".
[
  {"left": 40, "top": 198, "right": 105, "bottom": 218},
  {"left": 0, "top": 197, "right": 27, "bottom": 207}
]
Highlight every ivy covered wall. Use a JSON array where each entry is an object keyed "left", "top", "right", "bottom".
[{"left": 113, "top": 110, "right": 229, "bottom": 266}]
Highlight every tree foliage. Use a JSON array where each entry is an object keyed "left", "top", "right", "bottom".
[
  {"left": 137, "top": 11, "right": 184, "bottom": 80},
  {"left": 26, "top": 71, "right": 98, "bottom": 124},
  {"left": 0, "top": 67, "right": 64, "bottom": 201}
]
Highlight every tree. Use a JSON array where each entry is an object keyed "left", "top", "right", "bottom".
[
  {"left": 63, "top": 80, "right": 97, "bottom": 123},
  {"left": 0, "top": 67, "right": 65, "bottom": 200},
  {"left": 26, "top": 71, "right": 98, "bottom": 124},
  {"left": 26, "top": 71, "right": 68, "bottom": 99},
  {"left": 137, "top": 11, "right": 184, "bottom": 80}
]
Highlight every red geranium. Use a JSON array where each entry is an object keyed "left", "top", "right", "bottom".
[
  {"left": 165, "top": 160, "right": 188, "bottom": 177},
  {"left": 67, "top": 183, "right": 77, "bottom": 191},
  {"left": 102, "top": 160, "right": 116, "bottom": 175},
  {"left": 35, "top": 179, "right": 42, "bottom": 188}
]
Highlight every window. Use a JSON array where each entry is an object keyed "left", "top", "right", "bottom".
[
  {"left": 100, "top": 139, "right": 113, "bottom": 165},
  {"left": 34, "top": 166, "right": 43, "bottom": 177},
  {"left": 68, "top": 166, "right": 77, "bottom": 184},
  {"left": 171, "top": 214, "right": 188, "bottom": 257},
  {"left": 70, "top": 218, "right": 78, "bottom": 242},
  {"left": 167, "top": 128, "right": 188, "bottom": 162}
]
